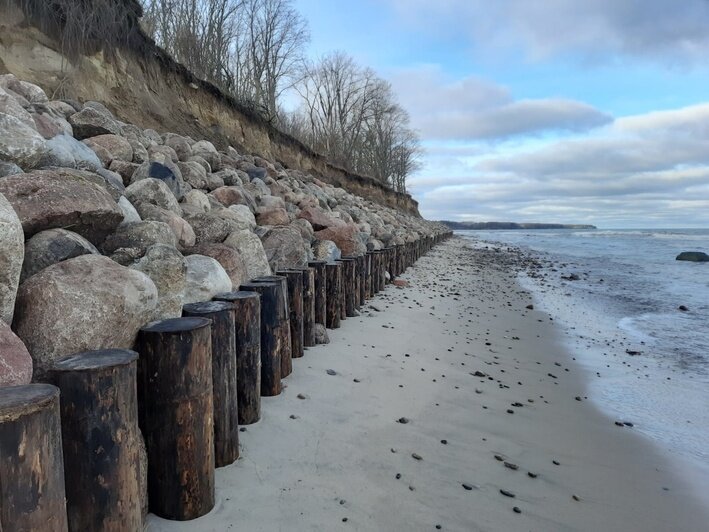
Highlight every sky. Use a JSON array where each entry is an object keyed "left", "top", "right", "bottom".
[{"left": 292, "top": 0, "right": 709, "bottom": 228}]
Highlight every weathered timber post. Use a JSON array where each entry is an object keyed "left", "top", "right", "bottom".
[
  {"left": 373, "top": 251, "right": 384, "bottom": 293},
  {"left": 308, "top": 260, "right": 327, "bottom": 328},
  {"left": 337, "top": 258, "right": 357, "bottom": 317},
  {"left": 0, "top": 384, "right": 68, "bottom": 532},
  {"left": 135, "top": 318, "right": 215, "bottom": 521},
  {"left": 356, "top": 255, "right": 365, "bottom": 309},
  {"left": 49, "top": 350, "right": 142, "bottom": 532},
  {"left": 299, "top": 267, "right": 316, "bottom": 347},
  {"left": 182, "top": 302, "right": 239, "bottom": 467},
  {"left": 325, "top": 262, "right": 342, "bottom": 329},
  {"left": 253, "top": 275, "right": 292, "bottom": 378},
  {"left": 276, "top": 269, "right": 304, "bottom": 359},
  {"left": 396, "top": 244, "right": 404, "bottom": 277},
  {"left": 239, "top": 281, "right": 282, "bottom": 396},
  {"left": 365, "top": 252, "right": 373, "bottom": 299},
  {"left": 213, "top": 291, "right": 261, "bottom": 424}
]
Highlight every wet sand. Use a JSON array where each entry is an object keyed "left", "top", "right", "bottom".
[{"left": 147, "top": 237, "right": 708, "bottom": 532}]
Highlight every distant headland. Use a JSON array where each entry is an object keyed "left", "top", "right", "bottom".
[{"left": 441, "top": 221, "right": 597, "bottom": 230}]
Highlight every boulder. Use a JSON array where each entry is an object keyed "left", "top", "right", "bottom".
[
  {"left": 109, "top": 160, "right": 140, "bottom": 185},
  {"left": 187, "top": 243, "right": 248, "bottom": 288},
  {"left": 0, "top": 193, "right": 23, "bottom": 324},
  {"left": 184, "top": 211, "right": 242, "bottom": 244},
  {"left": 135, "top": 204, "right": 195, "bottom": 250},
  {"left": 178, "top": 161, "right": 208, "bottom": 190},
  {"left": 68, "top": 107, "right": 121, "bottom": 139},
  {"left": 260, "top": 226, "right": 309, "bottom": 271},
  {"left": 0, "top": 76, "right": 47, "bottom": 105},
  {"left": 313, "top": 323, "right": 330, "bottom": 345},
  {"left": 223, "top": 230, "right": 271, "bottom": 279},
  {"left": 298, "top": 206, "right": 343, "bottom": 231},
  {"left": 227, "top": 204, "right": 256, "bottom": 230},
  {"left": 314, "top": 224, "right": 366, "bottom": 256},
  {"left": 0, "top": 169, "right": 123, "bottom": 245},
  {"left": 0, "top": 162, "right": 22, "bottom": 177},
  {"left": 118, "top": 196, "right": 142, "bottom": 225},
  {"left": 0, "top": 321, "right": 33, "bottom": 386},
  {"left": 183, "top": 255, "right": 233, "bottom": 305},
  {"left": 181, "top": 189, "right": 212, "bottom": 213},
  {"left": 164, "top": 134, "right": 192, "bottom": 161},
  {"left": 0, "top": 112, "right": 47, "bottom": 169},
  {"left": 103, "top": 221, "right": 177, "bottom": 256},
  {"left": 131, "top": 161, "right": 185, "bottom": 200},
  {"left": 256, "top": 207, "right": 290, "bottom": 226},
  {"left": 83, "top": 134, "right": 133, "bottom": 163},
  {"left": 291, "top": 218, "right": 314, "bottom": 242},
  {"left": 191, "top": 140, "right": 221, "bottom": 171},
  {"left": 676, "top": 251, "right": 709, "bottom": 262},
  {"left": 13, "top": 255, "right": 158, "bottom": 379},
  {"left": 21, "top": 229, "right": 99, "bottom": 282},
  {"left": 39, "top": 134, "right": 102, "bottom": 170},
  {"left": 0, "top": 87, "right": 34, "bottom": 129},
  {"left": 131, "top": 244, "right": 186, "bottom": 319},
  {"left": 124, "top": 178, "right": 182, "bottom": 215},
  {"left": 312, "top": 239, "right": 341, "bottom": 262},
  {"left": 31, "top": 113, "right": 66, "bottom": 139}
]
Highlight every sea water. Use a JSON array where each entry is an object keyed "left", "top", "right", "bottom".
[{"left": 458, "top": 229, "right": 709, "bottom": 490}]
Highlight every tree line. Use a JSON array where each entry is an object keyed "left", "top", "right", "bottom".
[{"left": 140, "top": 0, "right": 419, "bottom": 192}]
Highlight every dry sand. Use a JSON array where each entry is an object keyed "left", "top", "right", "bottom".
[{"left": 146, "top": 237, "right": 708, "bottom": 532}]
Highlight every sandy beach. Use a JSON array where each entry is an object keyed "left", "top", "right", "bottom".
[{"left": 146, "top": 237, "right": 708, "bottom": 532}]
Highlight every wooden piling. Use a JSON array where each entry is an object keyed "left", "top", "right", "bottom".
[
  {"left": 0, "top": 384, "right": 68, "bottom": 532},
  {"left": 299, "top": 267, "right": 316, "bottom": 347},
  {"left": 276, "top": 269, "right": 304, "bottom": 359},
  {"left": 325, "top": 262, "right": 342, "bottom": 329},
  {"left": 308, "top": 261, "right": 327, "bottom": 328},
  {"left": 213, "top": 291, "right": 261, "bottom": 425},
  {"left": 49, "top": 350, "right": 142, "bottom": 532},
  {"left": 365, "top": 252, "right": 373, "bottom": 299},
  {"left": 337, "top": 258, "right": 357, "bottom": 317},
  {"left": 135, "top": 317, "right": 214, "bottom": 521},
  {"left": 253, "top": 275, "right": 292, "bottom": 378},
  {"left": 182, "top": 302, "right": 239, "bottom": 467}
]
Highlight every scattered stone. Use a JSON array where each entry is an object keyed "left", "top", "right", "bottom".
[
  {"left": 500, "top": 489, "right": 515, "bottom": 498},
  {"left": 326, "top": 369, "right": 337, "bottom": 376}
]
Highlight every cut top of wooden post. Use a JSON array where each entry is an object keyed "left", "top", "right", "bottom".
[
  {"left": 213, "top": 291, "right": 261, "bottom": 303},
  {"left": 0, "top": 384, "right": 60, "bottom": 422},
  {"left": 140, "top": 317, "right": 212, "bottom": 334},
  {"left": 183, "top": 301, "right": 235, "bottom": 316},
  {"left": 51, "top": 349, "right": 138, "bottom": 373}
]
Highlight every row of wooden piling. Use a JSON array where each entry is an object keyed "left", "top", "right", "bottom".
[{"left": 0, "top": 233, "right": 452, "bottom": 531}]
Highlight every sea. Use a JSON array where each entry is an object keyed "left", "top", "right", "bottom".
[{"left": 458, "top": 228, "right": 709, "bottom": 491}]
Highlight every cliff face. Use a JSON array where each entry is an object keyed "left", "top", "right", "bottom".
[{"left": 0, "top": 1, "right": 420, "bottom": 216}]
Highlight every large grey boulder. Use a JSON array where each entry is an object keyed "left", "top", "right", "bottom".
[
  {"left": 261, "top": 226, "right": 309, "bottom": 271},
  {"left": 0, "top": 321, "right": 33, "bottom": 386},
  {"left": 39, "top": 134, "right": 102, "bottom": 170},
  {"left": 184, "top": 211, "right": 242, "bottom": 244},
  {"left": 312, "top": 239, "right": 341, "bottom": 262},
  {"left": 0, "top": 169, "right": 123, "bottom": 245},
  {"left": 21, "top": 229, "right": 99, "bottom": 282},
  {"left": 0, "top": 112, "right": 47, "bottom": 169},
  {"left": 118, "top": 196, "right": 142, "bottom": 225},
  {"left": 136, "top": 204, "right": 195, "bottom": 250},
  {"left": 227, "top": 204, "right": 256, "bottom": 230},
  {"left": 68, "top": 107, "right": 121, "bottom": 139},
  {"left": 131, "top": 244, "right": 187, "bottom": 319},
  {"left": 0, "top": 193, "right": 23, "bottom": 324},
  {"left": 131, "top": 160, "right": 185, "bottom": 200},
  {"left": 223, "top": 230, "right": 272, "bottom": 279},
  {"left": 83, "top": 134, "right": 133, "bottom": 163},
  {"left": 13, "top": 255, "right": 158, "bottom": 379},
  {"left": 124, "top": 178, "right": 182, "bottom": 215},
  {"left": 103, "top": 221, "right": 177, "bottom": 256},
  {"left": 183, "top": 255, "right": 233, "bottom": 305}
]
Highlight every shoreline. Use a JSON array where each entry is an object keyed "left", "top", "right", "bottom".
[{"left": 147, "top": 237, "right": 708, "bottom": 531}]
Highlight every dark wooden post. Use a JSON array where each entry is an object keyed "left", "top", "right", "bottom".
[
  {"left": 213, "top": 291, "right": 261, "bottom": 425},
  {"left": 337, "top": 258, "right": 357, "bottom": 317},
  {"left": 365, "top": 252, "right": 373, "bottom": 299},
  {"left": 308, "top": 260, "right": 327, "bottom": 328},
  {"left": 300, "top": 267, "right": 316, "bottom": 347},
  {"left": 276, "top": 269, "right": 304, "bottom": 359},
  {"left": 355, "top": 255, "right": 365, "bottom": 309},
  {"left": 325, "top": 262, "right": 342, "bottom": 329},
  {"left": 182, "top": 302, "right": 239, "bottom": 467},
  {"left": 135, "top": 318, "right": 214, "bottom": 521},
  {"left": 372, "top": 251, "right": 381, "bottom": 293},
  {"left": 239, "top": 281, "right": 282, "bottom": 396},
  {"left": 253, "top": 275, "right": 292, "bottom": 378},
  {"left": 49, "top": 350, "right": 142, "bottom": 532},
  {"left": 0, "top": 384, "right": 68, "bottom": 532}
]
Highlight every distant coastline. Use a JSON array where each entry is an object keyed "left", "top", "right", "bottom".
[{"left": 441, "top": 221, "right": 597, "bottom": 230}]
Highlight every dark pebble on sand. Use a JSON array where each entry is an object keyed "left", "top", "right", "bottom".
[
  {"left": 513, "top": 506, "right": 521, "bottom": 514},
  {"left": 500, "top": 489, "right": 516, "bottom": 498},
  {"left": 397, "top": 417, "right": 410, "bottom": 424},
  {"left": 396, "top": 473, "right": 401, "bottom": 479},
  {"left": 506, "top": 409, "right": 514, "bottom": 414},
  {"left": 326, "top": 369, "right": 337, "bottom": 376},
  {"left": 412, "top": 453, "right": 423, "bottom": 461},
  {"left": 462, "top": 483, "right": 474, "bottom": 491},
  {"left": 441, "top": 439, "right": 448, "bottom": 445},
  {"left": 527, "top": 472, "right": 538, "bottom": 478},
  {"left": 552, "top": 460, "right": 560, "bottom": 465},
  {"left": 504, "top": 462, "right": 519, "bottom": 470}
]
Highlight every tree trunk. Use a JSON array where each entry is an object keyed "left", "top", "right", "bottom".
[
  {"left": 49, "top": 349, "right": 142, "bottom": 532},
  {"left": 182, "top": 302, "right": 239, "bottom": 467},
  {"left": 0, "top": 384, "right": 68, "bottom": 532},
  {"left": 213, "top": 291, "right": 261, "bottom": 425},
  {"left": 135, "top": 317, "right": 215, "bottom": 521}
]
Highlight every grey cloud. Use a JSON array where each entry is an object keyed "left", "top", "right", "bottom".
[
  {"left": 388, "top": 0, "right": 709, "bottom": 62},
  {"left": 391, "top": 66, "right": 611, "bottom": 140}
]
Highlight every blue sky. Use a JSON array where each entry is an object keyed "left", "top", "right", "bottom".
[{"left": 294, "top": 0, "right": 709, "bottom": 227}]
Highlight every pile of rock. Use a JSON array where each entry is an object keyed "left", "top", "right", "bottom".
[{"left": 0, "top": 73, "right": 447, "bottom": 384}]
